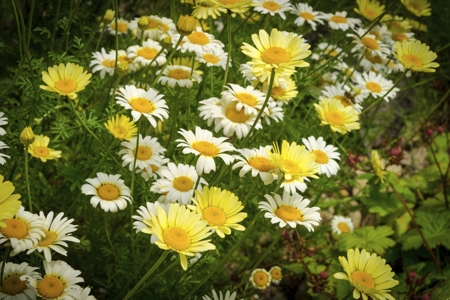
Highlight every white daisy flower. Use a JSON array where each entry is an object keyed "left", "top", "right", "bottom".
[
  {"left": 347, "top": 28, "right": 390, "bottom": 58},
  {"left": 0, "top": 112, "right": 7, "bottom": 136},
  {"left": 280, "top": 176, "right": 308, "bottom": 194},
  {"left": 173, "top": 27, "right": 224, "bottom": 56},
  {"left": 0, "top": 206, "right": 45, "bottom": 256},
  {"left": 153, "top": 163, "right": 208, "bottom": 204},
  {"left": 198, "top": 97, "right": 222, "bottom": 126},
  {"left": 261, "top": 99, "right": 284, "bottom": 125},
  {"left": 27, "top": 211, "right": 80, "bottom": 262},
  {"left": 324, "top": 11, "right": 361, "bottom": 31},
  {"left": 115, "top": 85, "right": 169, "bottom": 127},
  {"left": 232, "top": 146, "right": 275, "bottom": 185},
  {"left": 302, "top": 136, "right": 340, "bottom": 178},
  {"left": 176, "top": 127, "right": 235, "bottom": 175},
  {"left": 136, "top": 157, "right": 170, "bottom": 181},
  {"left": 212, "top": 102, "right": 262, "bottom": 139},
  {"left": 359, "top": 52, "right": 389, "bottom": 73},
  {"left": 0, "top": 141, "right": 10, "bottom": 165},
  {"left": 158, "top": 16, "right": 177, "bottom": 40},
  {"left": 21, "top": 260, "right": 83, "bottom": 300},
  {"left": 156, "top": 65, "right": 202, "bottom": 88},
  {"left": 253, "top": 0, "right": 292, "bottom": 20},
  {"left": 68, "top": 286, "right": 97, "bottom": 300},
  {"left": 317, "top": 42, "right": 344, "bottom": 59},
  {"left": 90, "top": 48, "right": 117, "bottom": 79},
  {"left": 330, "top": 215, "right": 355, "bottom": 234},
  {"left": 110, "top": 49, "right": 138, "bottom": 72},
  {"left": 291, "top": 3, "right": 325, "bottom": 31},
  {"left": 250, "top": 268, "right": 272, "bottom": 290},
  {"left": 0, "top": 261, "right": 41, "bottom": 300},
  {"left": 81, "top": 173, "right": 132, "bottom": 213},
  {"left": 107, "top": 18, "right": 130, "bottom": 35},
  {"left": 353, "top": 71, "right": 399, "bottom": 102},
  {"left": 132, "top": 201, "right": 170, "bottom": 243},
  {"left": 320, "top": 83, "right": 364, "bottom": 112},
  {"left": 202, "top": 289, "right": 237, "bottom": 300},
  {"left": 129, "top": 15, "right": 163, "bottom": 40},
  {"left": 127, "top": 39, "right": 167, "bottom": 67},
  {"left": 195, "top": 48, "right": 230, "bottom": 70},
  {"left": 259, "top": 192, "right": 321, "bottom": 231},
  {"left": 221, "top": 83, "right": 267, "bottom": 115},
  {"left": 119, "top": 134, "right": 166, "bottom": 171},
  {"left": 269, "top": 266, "right": 283, "bottom": 284},
  {"left": 239, "top": 63, "right": 258, "bottom": 83}
]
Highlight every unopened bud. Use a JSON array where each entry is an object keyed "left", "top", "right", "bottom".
[
  {"left": 426, "top": 128, "right": 434, "bottom": 136},
  {"left": 116, "top": 61, "right": 129, "bottom": 76},
  {"left": 406, "top": 270, "right": 416, "bottom": 285},
  {"left": 161, "top": 35, "right": 173, "bottom": 48},
  {"left": 416, "top": 276, "right": 425, "bottom": 286},
  {"left": 421, "top": 294, "right": 430, "bottom": 300},
  {"left": 437, "top": 126, "right": 444, "bottom": 134},
  {"left": 20, "top": 126, "right": 35, "bottom": 145},
  {"left": 103, "top": 9, "right": 115, "bottom": 23},
  {"left": 319, "top": 271, "right": 328, "bottom": 279},
  {"left": 177, "top": 15, "right": 197, "bottom": 35},
  {"left": 312, "top": 285, "right": 323, "bottom": 293},
  {"left": 138, "top": 16, "right": 149, "bottom": 31}
]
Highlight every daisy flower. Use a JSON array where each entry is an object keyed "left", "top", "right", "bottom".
[
  {"left": 158, "top": 16, "right": 177, "bottom": 40},
  {"left": 119, "top": 134, "right": 166, "bottom": 171},
  {"left": 250, "top": 268, "right": 271, "bottom": 290},
  {"left": 157, "top": 65, "right": 202, "bottom": 88},
  {"left": 330, "top": 215, "right": 355, "bottom": 234},
  {"left": 193, "top": 0, "right": 226, "bottom": 20},
  {"left": 324, "top": 11, "right": 361, "bottom": 31},
  {"left": 68, "top": 286, "right": 96, "bottom": 300},
  {"left": 347, "top": 28, "right": 390, "bottom": 58},
  {"left": 302, "top": 136, "right": 340, "bottom": 178},
  {"left": 0, "top": 261, "right": 41, "bottom": 300},
  {"left": 401, "top": 0, "right": 431, "bottom": 17},
  {"left": 291, "top": 3, "right": 325, "bottom": 31},
  {"left": 262, "top": 76, "right": 298, "bottom": 104},
  {"left": 107, "top": 18, "right": 130, "bottom": 35},
  {"left": 28, "top": 135, "right": 62, "bottom": 162},
  {"left": 198, "top": 97, "right": 222, "bottom": 126},
  {"left": 111, "top": 49, "right": 138, "bottom": 72},
  {"left": 40, "top": 62, "right": 92, "bottom": 100},
  {"left": 213, "top": 102, "right": 262, "bottom": 139},
  {"left": 354, "top": 0, "right": 385, "bottom": 21},
  {"left": 196, "top": 48, "right": 230, "bottom": 70},
  {"left": 22, "top": 260, "right": 83, "bottom": 300},
  {"left": 233, "top": 146, "right": 276, "bottom": 185},
  {"left": 81, "top": 172, "right": 132, "bottom": 213},
  {"left": 371, "top": 150, "right": 388, "bottom": 183},
  {"left": 0, "top": 112, "right": 8, "bottom": 136},
  {"left": 0, "top": 175, "right": 21, "bottom": 228},
  {"left": 320, "top": 84, "right": 364, "bottom": 112},
  {"left": 104, "top": 114, "right": 137, "bottom": 141},
  {"left": 174, "top": 27, "right": 224, "bottom": 56},
  {"left": 145, "top": 203, "right": 216, "bottom": 270},
  {"left": 90, "top": 48, "right": 117, "bottom": 79},
  {"left": 269, "top": 266, "right": 282, "bottom": 284},
  {"left": 259, "top": 192, "right": 321, "bottom": 231},
  {"left": 132, "top": 201, "right": 170, "bottom": 243},
  {"left": 189, "top": 186, "right": 247, "bottom": 238},
  {"left": 354, "top": 71, "right": 399, "bottom": 102},
  {"left": 0, "top": 206, "right": 45, "bottom": 256},
  {"left": 129, "top": 15, "right": 162, "bottom": 40},
  {"left": 115, "top": 85, "right": 169, "bottom": 126},
  {"left": 176, "top": 127, "right": 235, "bottom": 175},
  {"left": 0, "top": 141, "right": 10, "bottom": 165},
  {"left": 253, "top": 0, "right": 292, "bottom": 20},
  {"left": 241, "top": 28, "right": 311, "bottom": 85},
  {"left": 202, "top": 289, "right": 237, "bottom": 300},
  {"left": 334, "top": 249, "right": 399, "bottom": 300},
  {"left": 261, "top": 99, "right": 284, "bottom": 125},
  {"left": 155, "top": 163, "right": 208, "bottom": 204},
  {"left": 27, "top": 211, "right": 80, "bottom": 262},
  {"left": 221, "top": 83, "right": 267, "bottom": 115},
  {"left": 393, "top": 39, "right": 439, "bottom": 72},
  {"left": 127, "top": 39, "right": 167, "bottom": 67},
  {"left": 210, "top": 0, "right": 253, "bottom": 17},
  {"left": 314, "top": 97, "right": 361, "bottom": 135}
]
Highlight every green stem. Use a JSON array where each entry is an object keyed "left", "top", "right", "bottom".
[
  {"left": 222, "top": 11, "right": 232, "bottom": 90},
  {"left": 104, "top": 215, "right": 119, "bottom": 261},
  {"left": 124, "top": 251, "right": 170, "bottom": 300},
  {"left": 24, "top": 147, "right": 32, "bottom": 212},
  {"left": 0, "top": 247, "right": 11, "bottom": 286},
  {"left": 166, "top": 87, "right": 180, "bottom": 154},
  {"left": 242, "top": 176, "right": 259, "bottom": 205},
  {"left": 49, "top": 0, "right": 61, "bottom": 52},
  {"left": 428, "top": 144, "right": 449, "bottom": 209},
  {"left": 135, "top": 260, "right": 178, "bottom": 294}
]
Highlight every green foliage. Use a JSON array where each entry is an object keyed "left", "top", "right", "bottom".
[{"left": 336, "top": 226, "right": 396, "bottom": 255}]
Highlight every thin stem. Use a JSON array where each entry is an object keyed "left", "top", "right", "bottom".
[
  {"left": 166, "top": 87, "right": 180, "bottom": 154},
  {"left": 104, "top": 215, "right": 119, "bottom": 261},
  {"left": 135, "top": 260, "right": 178, "bottom": 294},
  {"left": 222, "top": 11, "right": 232, "bottom": 90},
  {"left": 151, "top": 34, "right": 184, "bottom": 87},
  {"left": 390, "top": 183, "right": 443, "bottom": 275},
  {"left": 0, "top": 247, "right": 11, "bottom": 286},
  {"left": 24, "top": 147, "right": 32, "bottom": 212},
  {"left": 242, "top": 177, "right": 259, "bottom": 205},
  {"left": 124, "top": 251, "right": 169, "bottom": 300},
  {"left": 428, "top": 143, "right": 449, "bottom": 209},
  {"left": 49, "top": 0, "right": 62, "bottom": 52}
]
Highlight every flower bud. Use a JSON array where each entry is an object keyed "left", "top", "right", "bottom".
[
  {"left": 421, "top": 294, "right": 430, "bottom": 300},
  {"left": 319, "top": 271, "right": 328, "bottom": 280},
  {"left": 161, "top": 35, "right": 173, "bottom": 48},
  {"left": 406, "top": 270, "right": 416, "bottom": 285},
  {"left": 103, "top": 9, "right": 115, "bottom": 23},
  {"left": 426, "top": 128, "right": 434, "bottom": 136},
  {"left": 20, "top": 126, "right": 35, "bottom": 145},
  {"left": 116, "top": 61, "right": 129, "bottom": 76},
  {"left": 138, "top": 16, "right": 149, "bottom": 31},
  {"left": 437, "top": 125, "right": 444, "bottom": 134},
  {"left": 177, "top": 15, "right": 197, "bottom": 35},
  {"left": 416, "top": 276, "right": 425, "bottom": 286}
]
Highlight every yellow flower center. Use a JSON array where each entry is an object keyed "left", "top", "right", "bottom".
[
  {"left": 236, "top": 92, "right": 258, "bottom": 106},
  {"left": 312, "top": 150, "right": 329, "bottom": 164},
  {"left": 262, "top": 1, "right": 280, "bottom": 12},
  {"left": 275, "top": 206, "right": 302, "bottom": 222},
  {"left": 37, "top": 277, "right": 65, "bottom": 298},
  {"left": 252, "top": 270, "right": 270, "bottom": 287},
  {"left": 261, "top": 47, "right": 290, "bottom": 66},
  {"left": 249, "top": 157, "right": 274, "bottom": 172},
  {"left": 280, "top": 159, "right": 300, "bottom": 175},
  {"left": 203, "top": 53, "right": 220, "bottom": 64},
  {"left": 331, "top": 15, "right": 347, "bottom": 23},
  {"left": 351, "top": 271, "right": 375, "bottom": 289},
  {"left": 363, "top": 8, "right": 377, "bottom": 19},
  {"left": 33, "top": 146, "right": 50, "bottom": 158},
  {"left": 111, "top": 22, "right": 128, "bottom": 33},
  {"left": 137, "top": 48, "right": 157, "bottom": 60},
  {"left": 187, "top": 32, "right": 210, "bottom": 45},
  {"left": 113, "top": 127, "right": 128, "bottom": 139},
  {"left": 102, "top": 59, "right": 116, "bottom": 68},
  {"left": 173, "top": 176, "right": 194, "bottom": 192},
  {"left": 337, "top": 222, "right": 351, "bottom": 233},
  {"left": 163, "top": 227, "right": 191, "bottom": 251},
  {"left": 55, "top": 79, "right": 77, "bottom": 94},
  {"left": 97, "top": 184, "right": 120, "bottom": 200},
  {"left": 202, "top": 207, "right": 226, "bottom": 226},
  {"left": 133, "top": 145, "right": 153, "bottom": 160},
  {"left": 225, "top": 104, "right": 249, "bottom": 123},
  {"left": 146, "top": 17, "right": 159, "bottom": 29},
  {"left": 38, "top": 230, "right": 57, "bottom": 247},
  {"left": 361, "top": 36, "right": 379, "bottom": 50},
  {"left": 270, "top": 268, "right": 282, "bottom": 280},
  {"left": 325, "top": 111, "right": 344, "bottom": 125},
  {"left": 271, "top": 86, "right": 284, "bottom": 97},
  {"left": 365, "top": 82, "right": 382, "bottom": 93},
  {"left": 365, "top": 52, "right": 383, "bottom": 64},
  {"left": 0, "top": 219, "right": 28, "bottom": 239},
  {"left": 2, "top": 275, "right": 27, "bottom": 296},
  {"left": 130, "top": 97, "right": 156, "bottom": 114},
  {"left": 300, "top": 11, "right": 315, "bottom": 20},
  {"left": 192, "top": 141, "right": 219, "bottom": 157},
  {"left": 118, "top": 55, "right": 132, "bottom": 63},
  {"left": 168, "top": 68, "right": 190, "bottom": 80},
  {"left": 391, "top": 33, "right": 408, "bottom": 42},
  {"left": 404, "top": 54, "right": 422, "bottom": 67},
  {"left": 334, "top": 95, "right": 351, "bottom": 107},
  {"left": 150, "top": 164, "right": 159, "bottom": 172}
]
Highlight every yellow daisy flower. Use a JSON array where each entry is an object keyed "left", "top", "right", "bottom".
[
  {"left": 104, "top": 114, "right": 137, "bottom": 141},
  {"left": 210, "top": 0, "right": 253, "bottom": 17},
  {"left": 371, "top": 150, "right": 388, "bottom": 183},
  {"left": 241, "top": 28, "right": 311, "bottom": 85},
  {"left": 0, "top": 175, "right": 21, "bottom": 228},
  {"left": 40, "top": 63, "right": 92, "bottom": 100},
  {"left": 192, "top": 0, "right": 225, "bottom": 20},
  {"left": 314, "top": 97, "right": 360, "bottom": 135},
  {"left": 334, "top": 248, "right": 399, "bottom": 300},
  {"left": 250, "top": 268, "right": 271, "bottom": 289},
  {"left": 354, "top": 0, "right": 385, "bottom": 21},
  {"left": 28, "top": 135, "right": 62, "bottom": 162},
  {"left": 393, "top": 40, "right": 439, "bottom": 72},
  {"left": 189, "top": 186, "right": 247, "bottom": 238},
  {"left": 401, "top": 0, "right": 431, "bottom": 17},
  {"left": 144, "top": 203, "right": 216, "bottom": 270}
]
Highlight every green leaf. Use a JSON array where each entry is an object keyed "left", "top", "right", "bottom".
[
  {"left": 337, "top": 226, "right": 395, "bottom": 255},
  {"left": 395, "top": 211, "right": 411, "bottom": 237}
]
